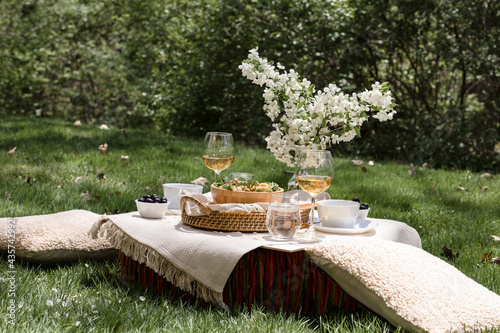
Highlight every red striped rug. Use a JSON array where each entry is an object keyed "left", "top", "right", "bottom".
[{"left": 120, "top": 248, "right": 357, "bottom": 315}]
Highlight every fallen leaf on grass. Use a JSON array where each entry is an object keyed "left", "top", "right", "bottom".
[
  {"left": 98, "top": 143, "right": 109, "bottom": 155},
  {"left": 99, "top": 124, "right": 109, "bottom": 130},
  {"left": 81, "top": 191, "right": 101, "bottom": 202},
  {"left": 408, "top": 168, "right": 416, "bottom": 177},
  {"left": 490, "top": 257, "right": 500, "bottom": 264},
  {"left": 8, "top": 147, "right": 16, "bottom": 155},
  {"left": 368, "top": 161, "right": 374, "bottom": 166},
  {"left": 120, "top": 155, "right": 129, "bottom": 160},
  {"left": 457, "top": 185, "right": 469, "bottom": 191},
  {"left": 441, "top": 245, "right": 459, "bottom": 260},
  {"left": 74, "top": 120, "right": 82, "bottom": 126},
  {"left": 422, "top": 162, "right": 433, "bottom": 168},
  {"left": 191, "top": 177, "right": 209, "bottom": 186},
  {"left": 57, "top": 184, "right": 63, "bottom": 189},
  {"left": 482, "top": 186, "right": 488, "bottom": 192},
  {"left": 480, "top": 172, "right": 493, "bottom": 180},
  {"left": 88, "top": 194, "right": 101, "bottom": 202},
  {"left": 481, "top": 252, "right": 492, "bottom": 262},
  {"left": 144, "top": 186, "right": 156, "bottom": 191},
  {"left": 75, "top": 176, "right": 83, "bottom": 183},
  {"left": 5, "top": 192, "right": 11, "bottom": 200},
  {"left": 361, "top": 166, "right": 367, "bottom": 172},
  {"left": 97, "top": 172, "right": 106, "bottom": 179},
  {"left": 352, "top": 159, "right": 363, "bottom": 165},
  {"left": 24, "top": 176, "right": 35, "bottom": 185},
  {"left": 492, "top": 235, "right": 500, "bottom": 242}
]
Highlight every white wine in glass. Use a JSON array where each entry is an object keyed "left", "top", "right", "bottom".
[
  {"left": 203, "top": 132, "right": 235, "bottom": 182},
  {"left": 295, "top": 175, "right": 332, "bottom": 196},
  {"left": 295, "top": 150, "right": 334, "bottom": 243}
]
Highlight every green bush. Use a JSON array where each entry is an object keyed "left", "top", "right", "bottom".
[{"left": 0, "top": 0, "right": 498, "bottom": 171}]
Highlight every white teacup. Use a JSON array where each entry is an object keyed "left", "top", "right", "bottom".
[
  {"left": 163, "top": 183, "right": 203, "bottom": 210},
  {"left": 317, "top": 200, "right": 360, "bottom": 228}
]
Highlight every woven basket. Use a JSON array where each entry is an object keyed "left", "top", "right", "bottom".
[{"left": 180, "top": 196, "right": 311, "bottom": 232}]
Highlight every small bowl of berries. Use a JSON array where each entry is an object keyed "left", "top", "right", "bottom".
[
  {"left": 136, "top": 194, "right": 169, "bottom": 219},
  {"left": 352, "top": 197, "right": 370, "bottom": 219}
]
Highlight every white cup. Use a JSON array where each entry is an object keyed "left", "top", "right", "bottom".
[
  {"left": 163, "top": 183, "right": 203, "bottom": 210},
  {"left": 317, "top": 200, "right": 360, "bottom": 228}
]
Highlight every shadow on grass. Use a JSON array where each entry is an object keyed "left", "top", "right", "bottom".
[{"left": 0, "top": 115, "right": 201, "bottom": 156}]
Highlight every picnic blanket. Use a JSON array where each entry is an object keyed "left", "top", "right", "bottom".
[{"left": 89, "top": 212, "right": 500, "bottom": 333}]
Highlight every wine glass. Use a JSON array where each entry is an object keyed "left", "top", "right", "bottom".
[
  {"left": 294, "top": 149, "right": 334, "bottom": 243},
  {"left": 203, "top": 132, "right": 235, "bottom": 182}
]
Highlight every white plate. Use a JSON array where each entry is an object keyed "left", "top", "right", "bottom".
[{"left": 314, "top": 219, "right": 378, "bottom": 235}]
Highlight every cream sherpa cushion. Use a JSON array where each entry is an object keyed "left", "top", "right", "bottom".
[
  {"left": 307, "top": 238, "right": 500, "bottom": 333},
  {"left": 0, "top": 210, "right": 117, "bottom": 263}
]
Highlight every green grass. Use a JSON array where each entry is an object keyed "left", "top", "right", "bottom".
[{"left": 1, "top": 115, "right": 499, "bottom": 332}]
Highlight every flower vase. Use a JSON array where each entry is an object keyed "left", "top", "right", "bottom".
[{"left": 287, "top": 172, "right": 299, "bottom": 191}]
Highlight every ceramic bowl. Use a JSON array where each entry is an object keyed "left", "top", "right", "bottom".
[
  {"left": 211, "top": 185, "right": 284, "bottom": 204},
  {"left": 317, "top": 200, "right": 360, "bottom": 228},
  {"left": 136, "top": 200, "right": 170, "bottom": 219},
  {"left": 357, "top": 207, "right": 370, "bottom": 220}
]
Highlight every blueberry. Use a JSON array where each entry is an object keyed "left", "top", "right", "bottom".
[
  {"left": 146, "top": 198, "right": 154, "bottom": 203},
  {"left": 360, "top": 203, "right": 370, "bottom": 210},
  {"left": 352, "top": 197, "right": 360, "bottom": 202},
  {"left": 143, "top": 195, "right": 151, "bottom": 199},
  {"left": 160, "top": 199, "right": 168, "bottom": 203},
  {"left": 138, "top": 197, "right": 146, "bottom": 202}
]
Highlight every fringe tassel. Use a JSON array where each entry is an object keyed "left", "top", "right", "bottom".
[{"left": 102, "top": 221, "right": 225, "bottom": 307}]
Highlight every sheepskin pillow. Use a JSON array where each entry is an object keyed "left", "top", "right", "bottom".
[
  {"left": 0, "top": 210, "right": 117, "bottom": 263},
  {"left": 307, "top": 238, "right": 500, "bottom": 333}
]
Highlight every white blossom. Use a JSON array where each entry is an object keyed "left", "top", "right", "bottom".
[{"left": 240, "top": 49, "right": 396, "bottom": 166}]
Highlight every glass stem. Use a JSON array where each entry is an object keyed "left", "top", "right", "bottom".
[
  {"left": 308, "top": 196, "right": 316, "bottom": 231},
  {"left": 215, "top": 171, "right": 221, "bottom": 182}
]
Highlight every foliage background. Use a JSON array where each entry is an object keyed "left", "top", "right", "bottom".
[{"left": 0, "top": 0, "right": 499, "bottom": 171}]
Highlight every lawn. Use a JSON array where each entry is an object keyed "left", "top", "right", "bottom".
[{"left": 1, "top": 115, "right": 499, "bottom": 332}]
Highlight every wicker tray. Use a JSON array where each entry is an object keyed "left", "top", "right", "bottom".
[{"left": 180, "top": 196, "right": 311, "bottom": 232}]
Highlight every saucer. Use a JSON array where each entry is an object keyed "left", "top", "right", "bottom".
[{"left": 314, "top": 219, "right": 378, "bottom": 235}]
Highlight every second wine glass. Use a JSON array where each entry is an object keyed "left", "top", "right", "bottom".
[
  {"left": 203, "top": 132, "right": 235, "bottom": 182},
  {"left": 294, "top": 149, "right": 334, "bottom": 243}
]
